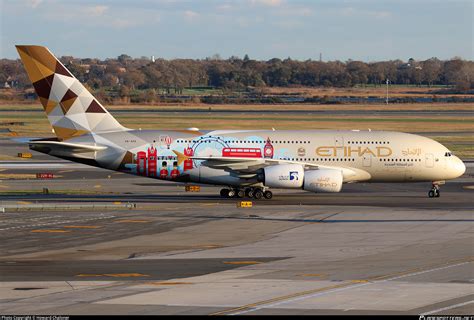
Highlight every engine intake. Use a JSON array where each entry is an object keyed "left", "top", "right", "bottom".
[{"left": 262, "top": 164, "right": 304, "bottom": 188}]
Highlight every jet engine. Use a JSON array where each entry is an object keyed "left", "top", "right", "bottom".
[
  {"left": 303, "top": 169, "right": 343, "bottom": 193},
  {"left": 262, "top": 164, "right": 304, "bottom": 188}
]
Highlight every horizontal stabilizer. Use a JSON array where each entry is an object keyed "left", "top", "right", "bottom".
[
  {"left": 29, "top": 140, "right": 107, "bottom": 158},
  {"left": 29, "top": 140, "right": 107, "bottom": 151}
]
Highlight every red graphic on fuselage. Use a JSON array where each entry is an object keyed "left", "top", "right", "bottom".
[
  {"left": 184, "top": 146, "right": 194, "bottom": 171},
  {"left": 264, "top": 138, "right": 274, "bottom": 159},
  {"left": 170, "top": 161, "right": 180, "bottom": 179},
  {"left": 160, "top": 161, "right": 169, "bottom": 179},
  {"left": 147, "top": 146, "right": 157, "bottom": 177},
  {"left": 136, "top": 151, "right": 147, "bottom": 176},
  {"left": 222, "top": 148, "right": 262, "bottom": 158},
  {"left": 165, "top": 136, "right": 172, "bottom": 149}
]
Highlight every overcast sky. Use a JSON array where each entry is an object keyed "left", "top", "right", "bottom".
[{"left": 1, "top": 0, "right": 472, "bottom": 61}]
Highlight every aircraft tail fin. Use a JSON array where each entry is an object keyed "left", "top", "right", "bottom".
[{"left": 16, "top": 45, "right": 127, "bottom": 140}]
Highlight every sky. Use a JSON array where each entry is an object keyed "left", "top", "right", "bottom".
[{"left": 1, "top": 0, "right": 473, "bottom": 61}]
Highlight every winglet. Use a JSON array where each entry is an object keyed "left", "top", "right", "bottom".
[{"left": 173, "top": 150, "right": 190, "bottom": 166}]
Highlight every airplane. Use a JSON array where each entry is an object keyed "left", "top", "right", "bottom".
[{"left": 15, "top": 45, "right": 466, "bottom": 200}]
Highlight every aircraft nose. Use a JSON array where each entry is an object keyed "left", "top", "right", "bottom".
[{"left": 453, "top": 157, "right": 466, "bottom": 178}]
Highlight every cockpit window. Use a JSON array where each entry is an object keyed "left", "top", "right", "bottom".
[{"left": 444, "top": 152, "right": 452, "bottom": 157}]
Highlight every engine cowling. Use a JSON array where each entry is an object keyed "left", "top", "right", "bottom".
[
  {"left": 263, "top": 164, "right": 304, "bottom": 188},
  {"left": 303, "top": 169, "right": 343, "bottom": 193}
]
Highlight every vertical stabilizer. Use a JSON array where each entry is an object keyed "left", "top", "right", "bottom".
[{"left": 16, "top": 45, "right": 127, "bottom": 140}]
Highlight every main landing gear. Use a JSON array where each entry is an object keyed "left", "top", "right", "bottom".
[
  {"left": 428, "top": 184, "right": 440, "bottom": 198},
  {"left": 220, "top": 187, "right": 272, "bottom": 200}
]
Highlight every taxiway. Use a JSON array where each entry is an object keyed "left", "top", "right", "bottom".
[{"left": 0, "top": 153, "right": 472, "bottom": 315}]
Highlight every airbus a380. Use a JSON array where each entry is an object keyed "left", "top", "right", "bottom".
[{"left": 16, "top": 45, "right": 466, "bottom": 199}]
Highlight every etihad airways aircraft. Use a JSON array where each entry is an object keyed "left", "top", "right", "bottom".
[{"left": 16, "top": 45, "right": 466, "bottom": 199}]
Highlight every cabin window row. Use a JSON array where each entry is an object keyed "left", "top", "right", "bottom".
[
  {"left": 175, "top": 139, "right": 390, "bottom": 145},
  {"left": 271, "top": 141, "right": 311, "bottom": 144},
  {"left": 281, "top": 158, "right": 357, "bottom": 162},
  {"left": 348, "top": 141, "right": 390, "bottom": 145},
  {"left": 175, "top": 139, "right": 312, "bottom": 144},
  {"left": 379, "top": 158, "right": 421, "bottom": 162}
]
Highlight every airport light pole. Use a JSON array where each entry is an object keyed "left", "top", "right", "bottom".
[{"left": 386, "top": 79, "right": 390, "bottom": 105}]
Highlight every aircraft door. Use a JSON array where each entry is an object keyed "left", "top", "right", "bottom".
[
  {"left": 335, "top": 136, "right": 344, "bottom": 147},
  {"left": 363, "top": 155, "right": 372, "bottom": 167},
  {"left": 425, "top": 153, "right": 434, "bottom": 168}
]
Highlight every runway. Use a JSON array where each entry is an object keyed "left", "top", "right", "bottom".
[{"left": 0, "top": 157, "right": 473, "bottom": 315}]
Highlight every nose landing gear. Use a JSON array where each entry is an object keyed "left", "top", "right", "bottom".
[{"left": 428, "top": 184, "right": 440, "bottom": 198}]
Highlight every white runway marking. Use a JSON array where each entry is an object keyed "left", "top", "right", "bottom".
[
  {"left": 421, "top": 300, "right": 474, "bottom": 315},
  {"left": 230, "top": 261, "right": 472, "bottom": 315},
  {"left": 0, "top": 215, "right": 64, "bottom": 223}
]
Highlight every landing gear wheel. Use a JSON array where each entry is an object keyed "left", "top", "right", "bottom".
[
  {"left": 428, "top": 184, "right": 440, "bottom": 198},
  {"left": 253, "top": 189, "right": 263, "bottom": 200},
  {"left": 263, "top": 191, "right": 273, "bottom": 199},
  {"left": 220, "top": 188, "right": 230, "bottom": 198},
  {"left": 227, "top": 189, "right": 236, "bottom": 198},
  {"left": 237, "top": 189, "right": 245, "bottom": 198},
  {"left": 246, "top": 188, "right": 254, "bottom": 198}
]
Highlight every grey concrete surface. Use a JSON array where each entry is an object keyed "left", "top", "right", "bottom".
[{"left": 0, "top": 157, "right": 472, "bottom": 315}]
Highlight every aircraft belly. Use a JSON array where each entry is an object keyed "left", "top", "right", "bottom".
[
  {"left": 369, "top": 164, "right": 406, "bottom": 182},
  {"left": 197, "top": 166, "right": 257, "bottom": 187}
]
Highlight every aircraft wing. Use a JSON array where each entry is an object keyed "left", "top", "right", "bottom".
[
  {"left": 180, "top": 153, "right": 370, "bottom": 182},
  {"left": 195, "top": 156, "right": 313, "bottom": 172}
]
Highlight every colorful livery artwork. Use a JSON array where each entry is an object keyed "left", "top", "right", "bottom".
[{"left": 222, "top": 147, "right": 262, "bottom": 158}]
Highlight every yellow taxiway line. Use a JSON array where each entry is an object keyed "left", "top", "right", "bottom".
[
  {"left": 31, "top": 229, "right": 70, "bottom": 233},
  {"left": 63, "top": 225, "right": 102, "bottom": 229}
]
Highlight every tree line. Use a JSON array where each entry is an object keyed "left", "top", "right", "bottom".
[{"left": 1, "top": 54, "right": 473, "bottom": 99}]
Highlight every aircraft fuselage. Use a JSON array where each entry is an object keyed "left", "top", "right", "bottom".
[{"left": 33, "top": 129, "right": 466, "bottom": 188}]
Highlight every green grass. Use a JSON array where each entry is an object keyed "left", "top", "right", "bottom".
[{"left": 181, "top": 88, "right": 224, "bottom": 95}]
